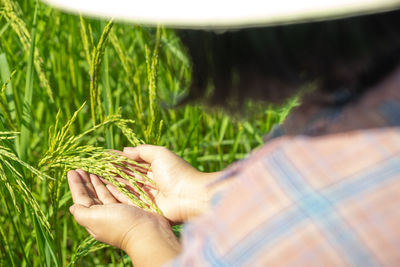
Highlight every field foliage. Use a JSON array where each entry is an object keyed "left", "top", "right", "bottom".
[{"left": 0, "top": 0, "right": 296, "bottom": 265}]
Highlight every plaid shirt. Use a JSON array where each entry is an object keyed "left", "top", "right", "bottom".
[{"left": 166, "top": 71, "right": 400, "bottom": 266}]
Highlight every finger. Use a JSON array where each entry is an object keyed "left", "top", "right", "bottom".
[
  {"left": 70, "top": 206, "right": 103, "bottom": 241},
  {"left": 90, "top": 174, "right": 118, "bottom": 204},
  {"left": 115, "top": 175, "right": 157, "bottom": 192},
  {"left": 116, "top": 167, "right": 155, "bottom": 187},
  {"left": 123, "top": 163, "right": 151, "bottom": 175},
  {"left": 123, "top": 144, "right": 170, "bottom": 164},
  {"left": 99, "top": 176, "right": 153, "bottom": 201},
  {"left": 106, "top": 184, "right": 134, "bottom": 205},
  {"left": 99, "top": 176, "right": 135, "bottom": 190},
  {"left": 109, "top": 149, "right": 149, "bottom": 168},
  {"left": 68, "top": 170, "right": 95, "bottom": 207},
  {"left": 113, "top": 176, "right": 134, "bottom": 190},
  {"left": 99, "top": 177, "right": 111, "bottom": 185},
  {"left": 75, "top": 169, "right": 99, "bottom": 201},
  {"left": 69, "top": 204, "right": 93, "bottom": 228},
  {"left": 110, "top": 150, "right": 151, "bottom": 177}
]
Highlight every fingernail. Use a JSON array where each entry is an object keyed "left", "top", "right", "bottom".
[{"left": 123, "top": 147, "right": 134, "bottom": 152}]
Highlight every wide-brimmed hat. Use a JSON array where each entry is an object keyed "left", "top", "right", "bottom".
[{"left": 43, "top": 0, "right": 400, "bottom": 29}]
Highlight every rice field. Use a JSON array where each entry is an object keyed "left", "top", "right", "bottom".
[{"left": 0, "top": 0, "right": 297, "bottom": 266}]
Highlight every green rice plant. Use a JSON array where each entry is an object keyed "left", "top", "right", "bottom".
[
  {"left": 0, "top": 70, "right": 16, "bottom": 128},
  {"left": 0, "top": 53, "right": 20, "bottom": 129},
  {"left": 144, "top": 36, "right": 163, "bottom": 144},
  {"left": 36, "top": 104, "right": 162, "bottom": 266},
  {"left": 0, "top": 134, "right": 53, "bottom": 231},
  {"left": 0, "top": 0, "right": 298, "bottom": 265},
  {"left": 79, "top": 18, "right": 113, "bottom": 125},
  {"left": 18, "top": 0, "right": 37, "bottom": 162},
  {"left": 67, "top": 236, "right": 109, "bottom": 267},
  {"left": 0, "top": 132, "right": 58, "bottom": 266},
  {"left": 1, "top": 0, "right": 54, "bottom": 101},
  {"left": 39, "top": 103, "right": 160, "bottom": 213}
]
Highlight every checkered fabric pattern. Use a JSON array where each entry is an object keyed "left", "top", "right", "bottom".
[{"left": 166, "top": 127, "right": 400, "bottom": 266}]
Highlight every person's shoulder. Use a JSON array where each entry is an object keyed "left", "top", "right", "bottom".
[
  {"left": 230, "top": 127, "right": 400, "bottom": 189},
  {"left": 255, "top": 127, "right": 400, "bottom": 161}
]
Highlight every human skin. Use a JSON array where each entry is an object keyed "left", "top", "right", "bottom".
[
  {"left": 68, "top": 146, "right": 227, "bottom": 266},
  {"left": 118, "top": 145, "right": 225, "bottom": 223},
  {"left": 68, "top": 169, "right": 181, "bottom": 266}
]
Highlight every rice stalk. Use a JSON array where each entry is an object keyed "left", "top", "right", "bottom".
[
  {"left": 109, "top": 29, "right": 132, "bottom": 75},
  {"left": 109, "top": 28, "right": 146, "bottom": 127},
  {"left": 0, "top": 177, "right": 32, "bottom": 266},
  {"left": 0, "top": 131, "right": 57, "bottom": 264},
  {"left": 0, "top": 17, "right": 12, "bottom": 38},
  {"left": 114, "top": 117, "right": 143, "bottom": 146},
  {"left": 0, "top": 145, "right": 54, "bottom": 181},
  {"left": 0, "top": 53, "right": 20, "bottom": 128},
  {"left": 0, "top": 69, "right": 15, "bottom": 93},
  {"left": 101, "top": 46, "right": 112, "bottom": 130},
  {"left": 0, "top": 153, "right": 53, "bottom": 237},
  {"left": 0, "top": 70, "right": 16, "bottom": 129},
  {"left": 144, "top": 27, "right": 163, "bottom": 143},
  {"left": 41, "top": 103, "right": 141, "bottom": 165},
  {"left": 0, "top": 223, "right": 16, "bottom": 267},
  {"left": 1, "top": 0, "right": 54, "bottom": 101},
  {"left": 0, "top": 135, "right": 17, "bottom": 140},
  {"left": 155, "top": 119, "right": 163, "bottom": 144},
  {"left": 80, "top": 18, "right": 113, "bottom": 126},
  {"left": 0, "top": 156, "right": 17, "bottom": 210},
  {"left": 67, "top": 236, "right": 109, "bottom": 267},
  {"left": 91, "top": 20, "right": 113, "bottom": 124},
  {"left": 79, "top": 16, "right": 92, "bottom": 69},
  {"left": 49, "top": 150, "right": 160, "bottom": 213},
  {"left": 18, "top": 0, "right": 37, "bottom": 161},
  {"left": 40, "top": 103, "right": 161, "bottom": 214}
]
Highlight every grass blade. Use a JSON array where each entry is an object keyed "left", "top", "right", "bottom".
[{"left": 18, "top": 0, "right": 38, "bottom": 161}]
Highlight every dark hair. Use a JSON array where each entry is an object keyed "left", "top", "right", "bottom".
[{"left": 177, "top": 9, "right": 400, "bottom": 107}]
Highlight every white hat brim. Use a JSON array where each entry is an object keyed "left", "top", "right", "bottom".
[{"left": 43, "top": 0, "right": 400, "bottom": 29}]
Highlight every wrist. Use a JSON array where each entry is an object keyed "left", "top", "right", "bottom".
[
  {"left": 203, "top": 171, "right": 231, "bottom": 203},
  {"left": 181, "top": 171, "right": 224, "bottom": 220},
  {"left": 123, "top": 217, "right": 181, "bottom": 267}
]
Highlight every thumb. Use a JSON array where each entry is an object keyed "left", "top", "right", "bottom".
[
  {"left": 70, "top": 204, "right": 93, "bottom": 228},
  {"left": 123, "top": 144, "right": 170, "bottom": 164}
]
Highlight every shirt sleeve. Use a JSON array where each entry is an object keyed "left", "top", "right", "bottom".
[{"left": 165, "top": 128, "right": 400, "bottom": 267}]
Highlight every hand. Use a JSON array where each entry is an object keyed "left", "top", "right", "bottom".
[
  {"left": 119, "top": 145, "right": 222, "bottom": 223},
  {"left": 68, "top": 169, "right": 180, "bottom": 266}
]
